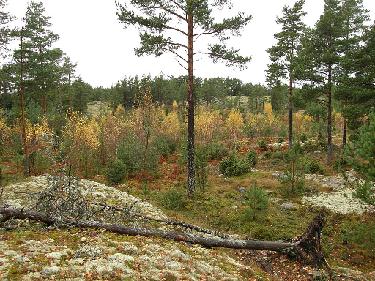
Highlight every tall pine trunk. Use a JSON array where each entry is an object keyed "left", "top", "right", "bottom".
[
  {"left": 187, "top": 11, "right": 195, "bottom": 197},
  {"left": 19, "top": 31, "right": 30, "bottom": 177},
  {"left": 342, "top": 118, "right": 347, "bottom": 147},
  {"left": 327, "top": 64, "right": 333, "bottom": 164},
  {"left": 288, "top": 73, "right": 293, "bottom": 149}
]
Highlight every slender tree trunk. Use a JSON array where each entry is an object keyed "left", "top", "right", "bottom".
[
  {"left": 288, "top": 74, "right": 293, "bottom": 149},
  {"left": 187, "top": 11, "right": 195, "bottom": 197},
  {"left": 327, "top": 64, "right": 333, "bottom": 164},
  {"left": 19, "top": 31, "right": 30, "bottom": 177},
  {"left": 41, "top": 95, "right": 47, "bottom": 115},
  {"left": 342, "top": 118, "right": 347, "bottom": 147}
]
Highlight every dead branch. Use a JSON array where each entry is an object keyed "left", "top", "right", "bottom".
[
  {"left": 90, "top": 202, "right": 229, "bottom": 239},
  {"left": 0, "top": 206, "right": 326, "bottom": 266}
]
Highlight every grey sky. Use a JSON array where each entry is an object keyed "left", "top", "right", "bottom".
[{"left": 7, "top": 0, "right": 375, "bottom": 88}]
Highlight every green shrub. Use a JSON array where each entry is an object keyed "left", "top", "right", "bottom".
[
  {"left": 279, "top": 145, "right": 305, "bottom": 197},
  {"left": 299, "top": 133, "right": 308, "bottom": 143},
  {"left": 106, "top": 159, "right": 127, "bottom": 184},
  {"left": 219, "top": 154, "right": 250, "bottom": 177},
  {"left": 264, "top": 151, "right": 272, "bottom": 159},
  {"left": 32, "top": 152, "right": 54, "bottom": 175},
  {"left": 177, "top": 144, "right": 209, "bottom": 189},
  {"left": 243, "top": 125, "right": 256, "bottom": 138},
  {"left": 279, "top": 171, "right": 305, "bottom": 197},
  {"left": 195, "top": 147, "right": 209, "bottom": 190},
  {"left": 243, "top": 186, "right": 269, "bottom": 221},
  {"left": 354, "top": 181, "right": 375, "bottom": 205},
  {"left": 247, "top": 151, "right": 257, "bottom": 167},
  {"left": 345, "top": 112, "right": 375, "bottom": 181},
  {"left": 154, "top": 136, "right": 177, "bottom": 157},
  {"left": 271, "top": 151, "right": 285, "bottom": 160},
  {"left": 304, "top": 158, "right": 325, "bottom": 175},
  {"left": 204, "top": 142, "right": 228, "bottom": 160},
  {"left": 162, "top": 188, "right": 187, "bottom": 210},
  {"left": 117, "top": 135, "right": 159, "bottom": 176},
  {"left": 333, "top": 157, "right": 348, "bottom": 172},
  {"left": 340, "top": 221, "right": 375, "bottom": 254},
  {"left": 257, "top": 139, "right": 268, "bottom": 151}
]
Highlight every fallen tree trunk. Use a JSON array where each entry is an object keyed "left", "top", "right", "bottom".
[
  {"left": 0, "top": 206, "right": 326, "bottom": 266},
  {"left": 91, "top": 202, "right": 229, "bottom": 239}
]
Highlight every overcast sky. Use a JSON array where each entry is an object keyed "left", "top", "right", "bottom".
[{"left": 7, "top": 0, "right": 375, "bottom": 88}]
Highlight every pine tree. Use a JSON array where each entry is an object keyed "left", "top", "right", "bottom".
[
  {"left": 266, "top": 0, "right": 306, "bottom": 149},
  {"left": 0, "top": 0, "right": 13, "bottom": 102},
  {"left": 0, "top": 0, "right": 12, "bottom": 59},
  {"left": 13, "top": 1, "right": 64, "bottom": 114},
  {"left": 336, "top": 0, "right": 370, "bottom": 143},
  {"left": 346, "top": 112, "right": 375, "bottom": 181},
  {"left": 116, "top": 0, "right": 251, "bottom": 196},
  {"left": 296, "top": 0, "right": 344, "bottom": 164}
]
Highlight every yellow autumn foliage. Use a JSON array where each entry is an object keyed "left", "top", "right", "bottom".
[
  {"left": 160, "top": 111, "right": 181, "bottom": 142},
  {"left": 195, "top": 107, "right": 224, "bottom": 144},
  {"left": 97, "top": 113, "right": 128, "bottom": 163},
  {"left": 264, "top": 102, "right": 273, "bottom": 121},
  {"left": 172, "top": 100, "right": 178, "bottom": 110},
  {"left": 0, "top": 116, "right": 11, "bottom": 140},
  {"left": 62, "top": 112, "right": 101, "bottom": 176},
  {"left": 26, "top": 118, "right": 53, "bottom": 146},
  {"left": 294, "top": 111, "right": 313, "bottom": 135},
  {"left": 226, "top": 109, "right": 244, "bottom": 131},
  {"left": 245, "top": 111, "right": 283, "bottom": 137},
  {"left": 64, "top": 112, "right": 100, "bottom": 151}
]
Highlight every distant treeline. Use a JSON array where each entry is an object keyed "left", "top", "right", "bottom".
[{"left": 1, "top": 75, "right": 295, "bottom": 119}]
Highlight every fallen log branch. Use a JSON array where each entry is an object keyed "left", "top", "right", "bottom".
[
  {"left": 0, "top": 206, "right": 326, "bottom": 266},
  {"left": 91, "top": 202, "right": 229, "bottom": 239}
]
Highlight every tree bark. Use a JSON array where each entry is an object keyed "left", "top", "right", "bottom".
[
  {"left": 288, "top": 73, "right": 293, "bottom": 149},
  {"left": 342, "top": 118, "right": 347, "bottom": 147},
  {"left": 327, "top": 63, "right": 333, "bottom": 164},
  {"left": 187, "top": 10, "right": 195, "bottom": 197},
  {"left": 19, "top": 30, "right": 30, "bottom": 177},
  {"left": 0, "top": 206, "right": 327, "bottom": 266}
]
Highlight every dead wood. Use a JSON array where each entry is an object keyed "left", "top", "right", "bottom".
[
  {"left": 90, "top": 202, "right": 229, "bottom": 239},
  {"left": 0, "top": 206, "right": 327, "bottom": 267}
]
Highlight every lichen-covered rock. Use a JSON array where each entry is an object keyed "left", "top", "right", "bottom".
[
  {"left": 74, "top": 245, "right": 103, "bottom": 259},
  {"left": 302, "top": 171, "right": 374, "bottom": 215},
  {"left": 41, "top": 265, "right": 60, "bottom": 276}
]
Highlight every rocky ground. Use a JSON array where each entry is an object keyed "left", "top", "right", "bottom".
[
  {"left": 302, "top": 172, "right": 374, "bottom": 215},
  {"left": 0, "top": 174, "right": 374, "bottom": 280}
]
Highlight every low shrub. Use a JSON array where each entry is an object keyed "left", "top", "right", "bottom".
[
  {"left": 271, "top": 151, "right": 286, "bottom": 160},
  {"left": 219, "top": 154, "right": 250, "bottom": 177},
  {"left": 177, "top": 144, "right": 209, "bottom": 189},
  {"left": 333, "top": 157, "right": 348, "bottom": 172},
  {"left": 243, "top": 186, "right": 269, "bottom": 221},
  {"left": 299, "top": 133, "right": 308, "bottom": 143},
  {"left": 247, "top": 151, "right": 257, "bottom": 167},
  {"left": 243, "top": 125, "right": 256, "bottom": 138},
  {"left": 154, "top": 136, "right": 177, "bottom": 157},
  {"left": 195, "top": 147, "right": 209, "bottom": 190},
  {"left": 161, "top": 188, "right": 187, "bottom": 210},
  {"left": 204, "top": 142, "right": 228, "bottom": 160},
  {"left": 279, "top": 145, "right": 305, "bottom": 197},
  {"left": 279, "top": 171, "right": 305, "bottom": 197},
  {"left": 257, "top": 139, "right": 268, "bottom": 151},
  {"left": 354, "top": 181, "right": 375, "bottom": 205},
  {"left": 304, "top": 158, "right": 325, "bottom": 175},
  {"left": 106, "top": 159, "right": 127, "bottom": 184},
  {"left": 340, "top": 221, "right": 375, "bottom": 255},
  {"left": 117, "top": 135, "right": 159, "bottom": 176}
]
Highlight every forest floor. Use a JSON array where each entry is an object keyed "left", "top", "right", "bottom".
[{"left": 0, "top": 147, "right": 375, "bottom": 280}]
